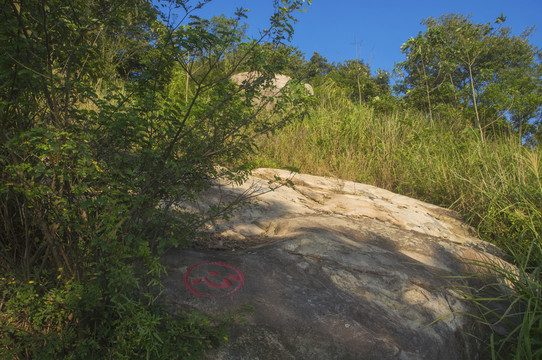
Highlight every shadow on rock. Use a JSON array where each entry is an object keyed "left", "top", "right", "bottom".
[{"left": 161, "top": 169, "right": 503, "bottom": 359}]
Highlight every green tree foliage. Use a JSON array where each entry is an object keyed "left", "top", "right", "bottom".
[
  {"left": 243, "top": 43, "right": 310, "bottom": 79},
  {"left": 307, "top": 51, "right": 333, "bottom": 79},
  {"left": 0, "top": 0, "right": 310, "bottom": 358},
  {"left": 396, "top": 14, "right": 542, "bottom": 142},
  {"left": 324, "top": 60, "right": 394, "bottom": 111}
]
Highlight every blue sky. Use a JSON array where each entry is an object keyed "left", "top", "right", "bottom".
[{"left": 174, "top": 0, "right": 542, "bottom": 75}]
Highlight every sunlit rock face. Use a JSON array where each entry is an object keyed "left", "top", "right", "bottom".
[
  {"left": 162, "top": 168, "right": 503, "bottom": 359},
  {"left": 230, "top": 71, "right": 314, "bottom": 108}
]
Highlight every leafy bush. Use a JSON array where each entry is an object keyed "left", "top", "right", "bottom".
[{"left": 1, "top": 0, "right": 310, "bottom": 358}]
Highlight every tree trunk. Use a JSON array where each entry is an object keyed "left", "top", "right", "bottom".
[{"left": 467, "top": 60, "right": 484, "bottom": 144}]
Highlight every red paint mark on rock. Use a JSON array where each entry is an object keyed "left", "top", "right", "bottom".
[{"left": 184, "top": 262, "right": 244, "bottom": 297}]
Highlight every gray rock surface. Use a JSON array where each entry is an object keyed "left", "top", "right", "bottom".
[{"left": 162, "top": 168, "right": 503, "bottom": 359}]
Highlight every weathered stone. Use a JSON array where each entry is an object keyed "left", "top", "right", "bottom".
[
  {"left": 162, "top": 168, "right": 504, "bottom": 359},
  {"left": 230, "top": 71, "right": 314, "bottom": 107}
]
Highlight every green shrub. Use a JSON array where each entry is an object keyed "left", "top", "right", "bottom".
[{"left": 1, "top": 0, "right": 309, "bottom": 358}]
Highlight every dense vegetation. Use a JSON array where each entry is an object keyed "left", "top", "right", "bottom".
[
  {"left": 1, "top": 1, "right": 541, "bottom": 359},
  {"left": 1, "top": 0, "right": 310, "bottom": 358}
]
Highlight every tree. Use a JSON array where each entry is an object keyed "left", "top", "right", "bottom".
[
  {"left": 0, "top": 0, "right": 311, "bottom": 357},
  {"left": 395, "top": 23, "right": 464, "bottom": 125},
  {"left": 396, "top": 14, "right": 542, "bottom": 142},
  {"left": 307, "top": 51, "right": 333, "bottom": 79},
  {"left": 326, "top": 59, "right": 391, "bottom": 105}
]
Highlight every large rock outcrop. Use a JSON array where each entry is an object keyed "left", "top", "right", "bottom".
[
  {"left": 230, "top": 72, "right": 314, "bottom": 109},
  {"left": 162, "top": 169, "right": 504, "bottom": 359}
]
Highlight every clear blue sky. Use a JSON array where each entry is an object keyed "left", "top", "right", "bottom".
[{"left": 175, "top": 0, "right": 542, "bottom": 74}]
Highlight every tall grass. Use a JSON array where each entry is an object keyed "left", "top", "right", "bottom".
[{"left": 254, "top": 87, "right": 542, "bottom": 358}]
